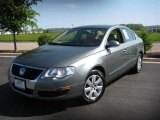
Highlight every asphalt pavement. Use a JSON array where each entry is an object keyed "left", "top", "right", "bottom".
[{"left": 0, "top": 57, "right": 160, "bottom": 120}]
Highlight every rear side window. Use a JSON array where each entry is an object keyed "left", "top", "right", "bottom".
[{"left": 122, "top": 29, "right": 136, "bottom": 42}]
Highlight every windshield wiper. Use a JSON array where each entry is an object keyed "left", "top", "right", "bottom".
[
  {"left": 48, "top": 42, "right": 75, "bottom": 46},
  {"left": 48, "top": 42, "right": 64, "bottom": 45},
  {"left": 48, "top": 42, "right": 96, "bottom": 47}
]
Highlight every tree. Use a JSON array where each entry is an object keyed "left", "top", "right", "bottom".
[
  {"left": 0, "top": 0, "right": 42, "bottom": 52},
  {"left": 121, "top": 24, "right": 145, "bottom": 31},
  {"left": 137, "top": 28, "right": 152, "bottom": 53},
  {"left": 37, "top": 33, "right": 52, "bottom": 46}
]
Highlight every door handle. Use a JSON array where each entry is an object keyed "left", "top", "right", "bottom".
[
  {"left": 123, "top": 49, "right": 128, "bottom": 53},
  {"left": 136, "top": 44, "right": 139, "bottom": 48}
]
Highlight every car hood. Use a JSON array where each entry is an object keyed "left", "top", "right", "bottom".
[{"left": 14, "top": 45, "right": 99, "bottom": 68}]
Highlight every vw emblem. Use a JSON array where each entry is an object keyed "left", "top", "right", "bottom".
[{"left": 19, "top": 67, "right": 26, "bottom": 76}]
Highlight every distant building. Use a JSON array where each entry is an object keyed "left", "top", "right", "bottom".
[
  {"left": 47, "top": 28, "right": 69, "bottom": 33},
  {"left": 31, "top": 28, "right": 44, "bottom": 34},
  {"left": 146, "top": 25, "right": 160, "bottom": 32},
  {"left": 0, "top": 31, "right": 12, "bottom": 35}
]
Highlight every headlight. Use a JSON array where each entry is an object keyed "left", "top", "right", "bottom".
[{"left": 44, "top": 67, "right": 76, "bottom": 78}]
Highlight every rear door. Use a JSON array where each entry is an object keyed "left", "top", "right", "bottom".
[{"left": 121, "top": 28, "right": 139, "bottom": 64}]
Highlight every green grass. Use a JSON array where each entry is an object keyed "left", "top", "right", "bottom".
[
  {"left": 0, "top": 31, "right": 160, "bottom": 42},
  {"left": 149, "top": 32, "right": 160, "bottom": 42},
  {"left": 0, "top": 32, "right": 61, "bottom": 42}
]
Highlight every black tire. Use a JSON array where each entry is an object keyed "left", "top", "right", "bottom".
[
  {"left": 132, "top": 53, "right": 143, "bottom": 73},
  {"left": 81, "top": 70, "right": 105, "bottom": 104}
]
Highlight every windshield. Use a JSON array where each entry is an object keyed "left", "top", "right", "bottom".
[{"left": 50, "top": 28, "right": 107, "bottom": 46}]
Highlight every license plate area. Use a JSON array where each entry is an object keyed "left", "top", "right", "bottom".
[{"left": 15, "top": 79, "right": 25, "bottom": 90}]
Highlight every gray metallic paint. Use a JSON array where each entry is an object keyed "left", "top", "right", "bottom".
[
  {"left": 14, "top": 45, "right": 100, "bottom": 68},
  {"left": 8, "top": 25, "right": 144, "bottom": 100}
]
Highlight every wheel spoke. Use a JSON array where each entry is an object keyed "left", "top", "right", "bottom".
[
  {"left": 94, "top": 90, "right": 98, "bottom": 97},
  {"left": 85, "top": 87, "right": 92, "bottom": 93},
  {"left": 86, "top": 79, "right": 92, "bottom": 86},
  {"left": 91, "top": 75, "right": 97, "bottom": 83},
  {"left": 95, "top": 86, "right": 102, "bottom": 91},
  {"left": 88, "top": 90, "right": 94, "bottom": 99},
  {"left": 95, "top": 78, "right": 102, "bottom": 85}
]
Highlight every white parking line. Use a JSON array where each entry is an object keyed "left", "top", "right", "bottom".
[
  {"left": 0, "top": 56, "right": 16, "bottom": 58},
  {"left": 143, "top": 58, "right": 159, "bottom": 60},
  {"left": 143, "top": 61, "right": 160, "bottom": 64}
]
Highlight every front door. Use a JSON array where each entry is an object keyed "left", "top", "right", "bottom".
[{"left": 107, "top": 28, "right": 129, "bottom": 80}]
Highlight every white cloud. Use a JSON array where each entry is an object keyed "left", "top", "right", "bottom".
[{"left": 64, "top": 3, "right": 78, "bottom": 8}]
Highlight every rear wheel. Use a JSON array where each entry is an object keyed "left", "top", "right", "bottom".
[
  {"left": 81, "top": 70, "right": 105, "bottom": 104},
  {"left": 132, "top": 53, "right": 143, "bottom": 73}
]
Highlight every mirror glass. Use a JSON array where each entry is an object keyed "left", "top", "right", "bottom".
[{"left": 108, "top": 40, "right": 120, "bottom": 47}]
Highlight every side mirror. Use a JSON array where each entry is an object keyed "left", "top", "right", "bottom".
[{"left": 107, "top": 40, "right": 120, "bottom": 47}]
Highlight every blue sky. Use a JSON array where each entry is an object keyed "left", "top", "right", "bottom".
[{"left": 33, "top": 0, "right": 160, "bottom": 28}]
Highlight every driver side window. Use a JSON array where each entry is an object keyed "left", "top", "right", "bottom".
[{"left": 108, "top": 29, "right": 124, "bottom": 44}]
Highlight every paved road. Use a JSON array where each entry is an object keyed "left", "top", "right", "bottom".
[
  {"left": 150, "top": 42, "right": 160, "bottom": 53},
  {"left": 0, "top": 57, "right": 160, "bottom": 120}
]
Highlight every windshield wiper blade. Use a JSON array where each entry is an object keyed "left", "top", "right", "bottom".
[
  {"left": 48, "top": 42, "right": 74, "bottom": 46},
  {"left": 48, "top": 42, "right": 96, "bottom": 47},
  {"left": 48, "top": 42, "right": 62, "bottom": 45}
]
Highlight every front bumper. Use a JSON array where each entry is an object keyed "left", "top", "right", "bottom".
[{"left": 8, "top": 65, "right": 84, "bottom": 100}]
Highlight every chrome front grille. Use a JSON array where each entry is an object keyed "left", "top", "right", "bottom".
[{"left": 11, "top": 63, "right": 44, "bottom": 80}]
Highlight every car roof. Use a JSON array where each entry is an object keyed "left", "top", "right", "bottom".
[{"left": 74, "top": 25, "right": 124, "bottom": 29}]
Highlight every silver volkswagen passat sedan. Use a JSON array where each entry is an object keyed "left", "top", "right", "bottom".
[{"left": 8, "top": 25, "right": 144, "bottom": 103}]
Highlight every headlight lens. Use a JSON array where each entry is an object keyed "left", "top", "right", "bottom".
[{"left": 44, "top": 67, "right": 76, "bottom": 78}]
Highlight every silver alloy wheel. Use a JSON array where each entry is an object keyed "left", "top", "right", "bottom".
[
  {"left": 137, "top": 55, "right": 142, "bottom": 71},
  {"left": 84, "top": 75, "right": 103, "bottom": 101}
]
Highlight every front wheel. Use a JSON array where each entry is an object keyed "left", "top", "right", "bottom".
[{"left": 81, "top": 70, "right": 105, "bottom": 104}]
